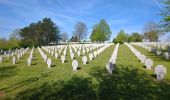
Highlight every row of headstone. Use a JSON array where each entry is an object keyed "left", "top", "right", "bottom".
[
  {"left": 132, "top": 42, "right": 170, "bottom": 60},
  {"left": 27, "top": 47, "right": 34, "bottom": 66},
  {"left": 69, "top": 43, "right": 112, "bottom": 64},
  {"left": 106, "top": 43, "right": 118, "bottom": 74},
  {"left": 42, "top": 45, "right": 67, "bottom": 64},
  {"left": 0, "top": 48, "right": 29, "bottom": 64},
  {"left": 126, "top": 43, "right": 167, "bottom": 80},
  {"left": 11, "top": 48, "right": 29, "bottom": 65},
  {"left": 69, "top": 44, "right": 106, "bottom": 57},
  {"left": 38, "top": 47, "right": 52, "bottom": 68},
  {"left": 126, "top": 43, "right": 153, "bottom": 69}
]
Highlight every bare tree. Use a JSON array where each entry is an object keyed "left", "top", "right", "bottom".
[
  {"left": 61, "top": 32, "right": 69, "bottom": 42},
  {"left": 143, "top": 21, "right": 159, "bottom": 42},
  {"left": 9, "top": 28, "right": 21, "bottom": 40},
  {"left": 73, "top": 21, "right": 87, "bottom": 42}
]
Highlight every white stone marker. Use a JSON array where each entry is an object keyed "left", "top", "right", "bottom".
[
  {"left": 164, "top": 52, "right": 169, "bottom": 60},
  {"left": 156, "top": 51, "right": 162, "bottom": 56},
  {"left": 82, "top": 56, "right": 87, "bottom": 64},
  {"left": 0, "top": 56, "right": 2, "bottom": 63},
  {"left": 155, "top": 65, "right": 167, "bottom": 80},
  {"left": 89, "top": 53, "right": 93, "bottom": 60},
  {"left": 77, "top": 51, "right": 80, "bottom": 57},
  {"left": 17, "top": 54, "right": 20, "bottom": 60},
  {"left": 145, "top": 59, "right": 153, "bottom": 69},
  {"left": 47, "top": 58, "right": 51, "bottom": 68},
  {"left": 72, "top": 60, "right": 78, "bottom": 71},
  {"left": 61, "top": 55, "right": 65, "bottom": 63},
  {"left": 55, "top": 53, "right": 58, "bottom": 59},
  {"left": 27, "top": 57, "right": 31, "bottom": 66},
  {"left": 93, "top": 51, "right": 97, "bottom": 58},
  {"left": 106, "top": 62, "right": 114, "bottom": 75},
  {"left": 12, "top": 56, "right": 16, "bottom": 64},
  {"left": 70, "top": 53, "right": 74, "bottom": 60},
  {"left": 140, "top": 55, "right": 146, "bottom": 63}
]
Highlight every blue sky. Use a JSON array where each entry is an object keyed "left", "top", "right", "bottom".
[{"left": 0, "top": 0, "right": 163, "bottom": 40}]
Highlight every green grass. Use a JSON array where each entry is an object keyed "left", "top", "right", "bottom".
[
  {"left": 132, "top": 45, "right": 170, "bottom": 79},
  {"left": 0, "top": 44, "right": 170, "bottom": 100}
]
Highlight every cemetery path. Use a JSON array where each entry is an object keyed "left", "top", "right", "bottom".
[{"left": 117, "top": 45, "right": 144, "bottom": 69}]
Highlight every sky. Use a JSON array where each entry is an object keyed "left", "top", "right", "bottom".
[{"left": 0, "top": 0, "right": 164, "bottom": 41}]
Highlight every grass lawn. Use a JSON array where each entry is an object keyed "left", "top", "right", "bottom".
[
  {"left": 132, "top": 45, "right": 170, "bottom": 79},
  {"left": 0, "top": 44, "right": 170, "bottom": 100}
]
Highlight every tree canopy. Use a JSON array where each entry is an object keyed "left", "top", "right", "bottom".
[
  {"left": 90, "top": 19, "right": 112, "bottom": 42},
  {"left": 19, "top": 17, "right": 61, "bottom": 47},
  {"left": 113, "top": 30, "right": 143, "bottom": 44}
]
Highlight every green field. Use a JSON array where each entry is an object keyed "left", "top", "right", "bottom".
[{"left": 0, "top": 44, "right": 170, "bottom": 100}]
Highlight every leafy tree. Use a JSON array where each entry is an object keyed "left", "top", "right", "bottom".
[
  {"left": 113, "top": 30, "right": 127, "bottom": 44},
  {"left": 19, "top": 17, "right": 61, "bottom": 47},
  {"left": 128, "top": 32, "right": 143, "bottom": 42},
  {"left": 73, "top": 22, "right": 87, "bottom": 42},
  {"left": 90, "top": 19, "right": 112, "bottom": 42}
]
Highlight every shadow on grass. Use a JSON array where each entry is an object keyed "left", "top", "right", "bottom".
[
  {"left": 0, "top": 71, "right": 54, "bottom": 94},
  {"left": 0, "top": 66, "right": 17, "bottom": 79},
  {"left": 89, "top": 65, "right": 170, "bottom": 100},
  {"left": 15, "top": 76, "right": 97, "bottom": 100},
  {"left": 11, "top": 65, "right": 170, "bottom": 100}
]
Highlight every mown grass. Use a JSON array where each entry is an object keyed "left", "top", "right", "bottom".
[
  {"left": 0, "top": 44, "right": 170, "bottom": 100},
  {"left": 133, "top": 45, "right": 170, "bottom": 79}
]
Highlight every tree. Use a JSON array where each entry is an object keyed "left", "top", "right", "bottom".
[
  {"left": 19, "top": 17, "right": 61, "bottom": 47},
  {"left": 70, "top": 36, "right": 79, "bottom": 42},
  {"left": 128, "top": 32, "right": 143, "bottom": 42},
  {"left": 73, "top": 22, "right": 87, "bottom": 42},
  {"left": 61, "top": 32, "right": 69, "bottom": 42},
  {"left": 90, "top": 19, "right": 112, "bottom": 42},
  {"left": 160, "top": 0, "right": 170, "bottom": 33},
  {"left": 8, "top": 29, "right": 21, "bottom": 48},
  {"left": 143, "top": 21, "right": 159, "bottom": 42},
  {"left": 113, "top": 30, "right": 127, "bottom": 44}
]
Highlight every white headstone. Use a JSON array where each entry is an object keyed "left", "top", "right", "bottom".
[
  {"left": 93, "top": 51, "right": 97, "bottom": 58},
  {"left": 155, "top": 65, "right": 167, "bottom": 80},
  {"left": 47, "top": 58, "right": 51, "bottom": 68},
  {"left": 106, "top": 62, "right": 114, "bottom": 74},
  {"left": 82, "top": 56, "right": 87, "bottom": 64},
  {"left": 44, "top": 55, "right": 47, "bottom": 62},
  {"left": 17, "top": 54, "right": 20, "bottom": 60},
  {"left": 164, "top": 52, "right": 169, "bottom": 60},
  {"left": 140, "top": 55, "right": 146, "bottom": 63},
  {"left": 61, "top": 55, "right": 65, "bottom": 63},
  {"left": 145, "top": 59, "right": 153, "bottom": 69},
  {"left": 70, "top": 53, "right": 74, "bottom": 60},
  {"left": 27, "top": 57, "right": 31, "bottom": 66},
  {"left": 156, "top": 51, "right": 162, "bottom": 56},
  {"left": 77, "top": 51, "right": 80, "bottom": 57},
  {"left": 89, "top": 53, "right": 93, "bottom": 60},
  {"left": 55, "top": 53, "right": 58, "bottom": 59},
  {"left": 72, "top": 60, "right": 78, "bottom": 71},
  {"left": 0, "top": 56, "right": 2, "bottom": 63},
  {"left": 12, "top": 56, "right": 16, "bottom": 64}
]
